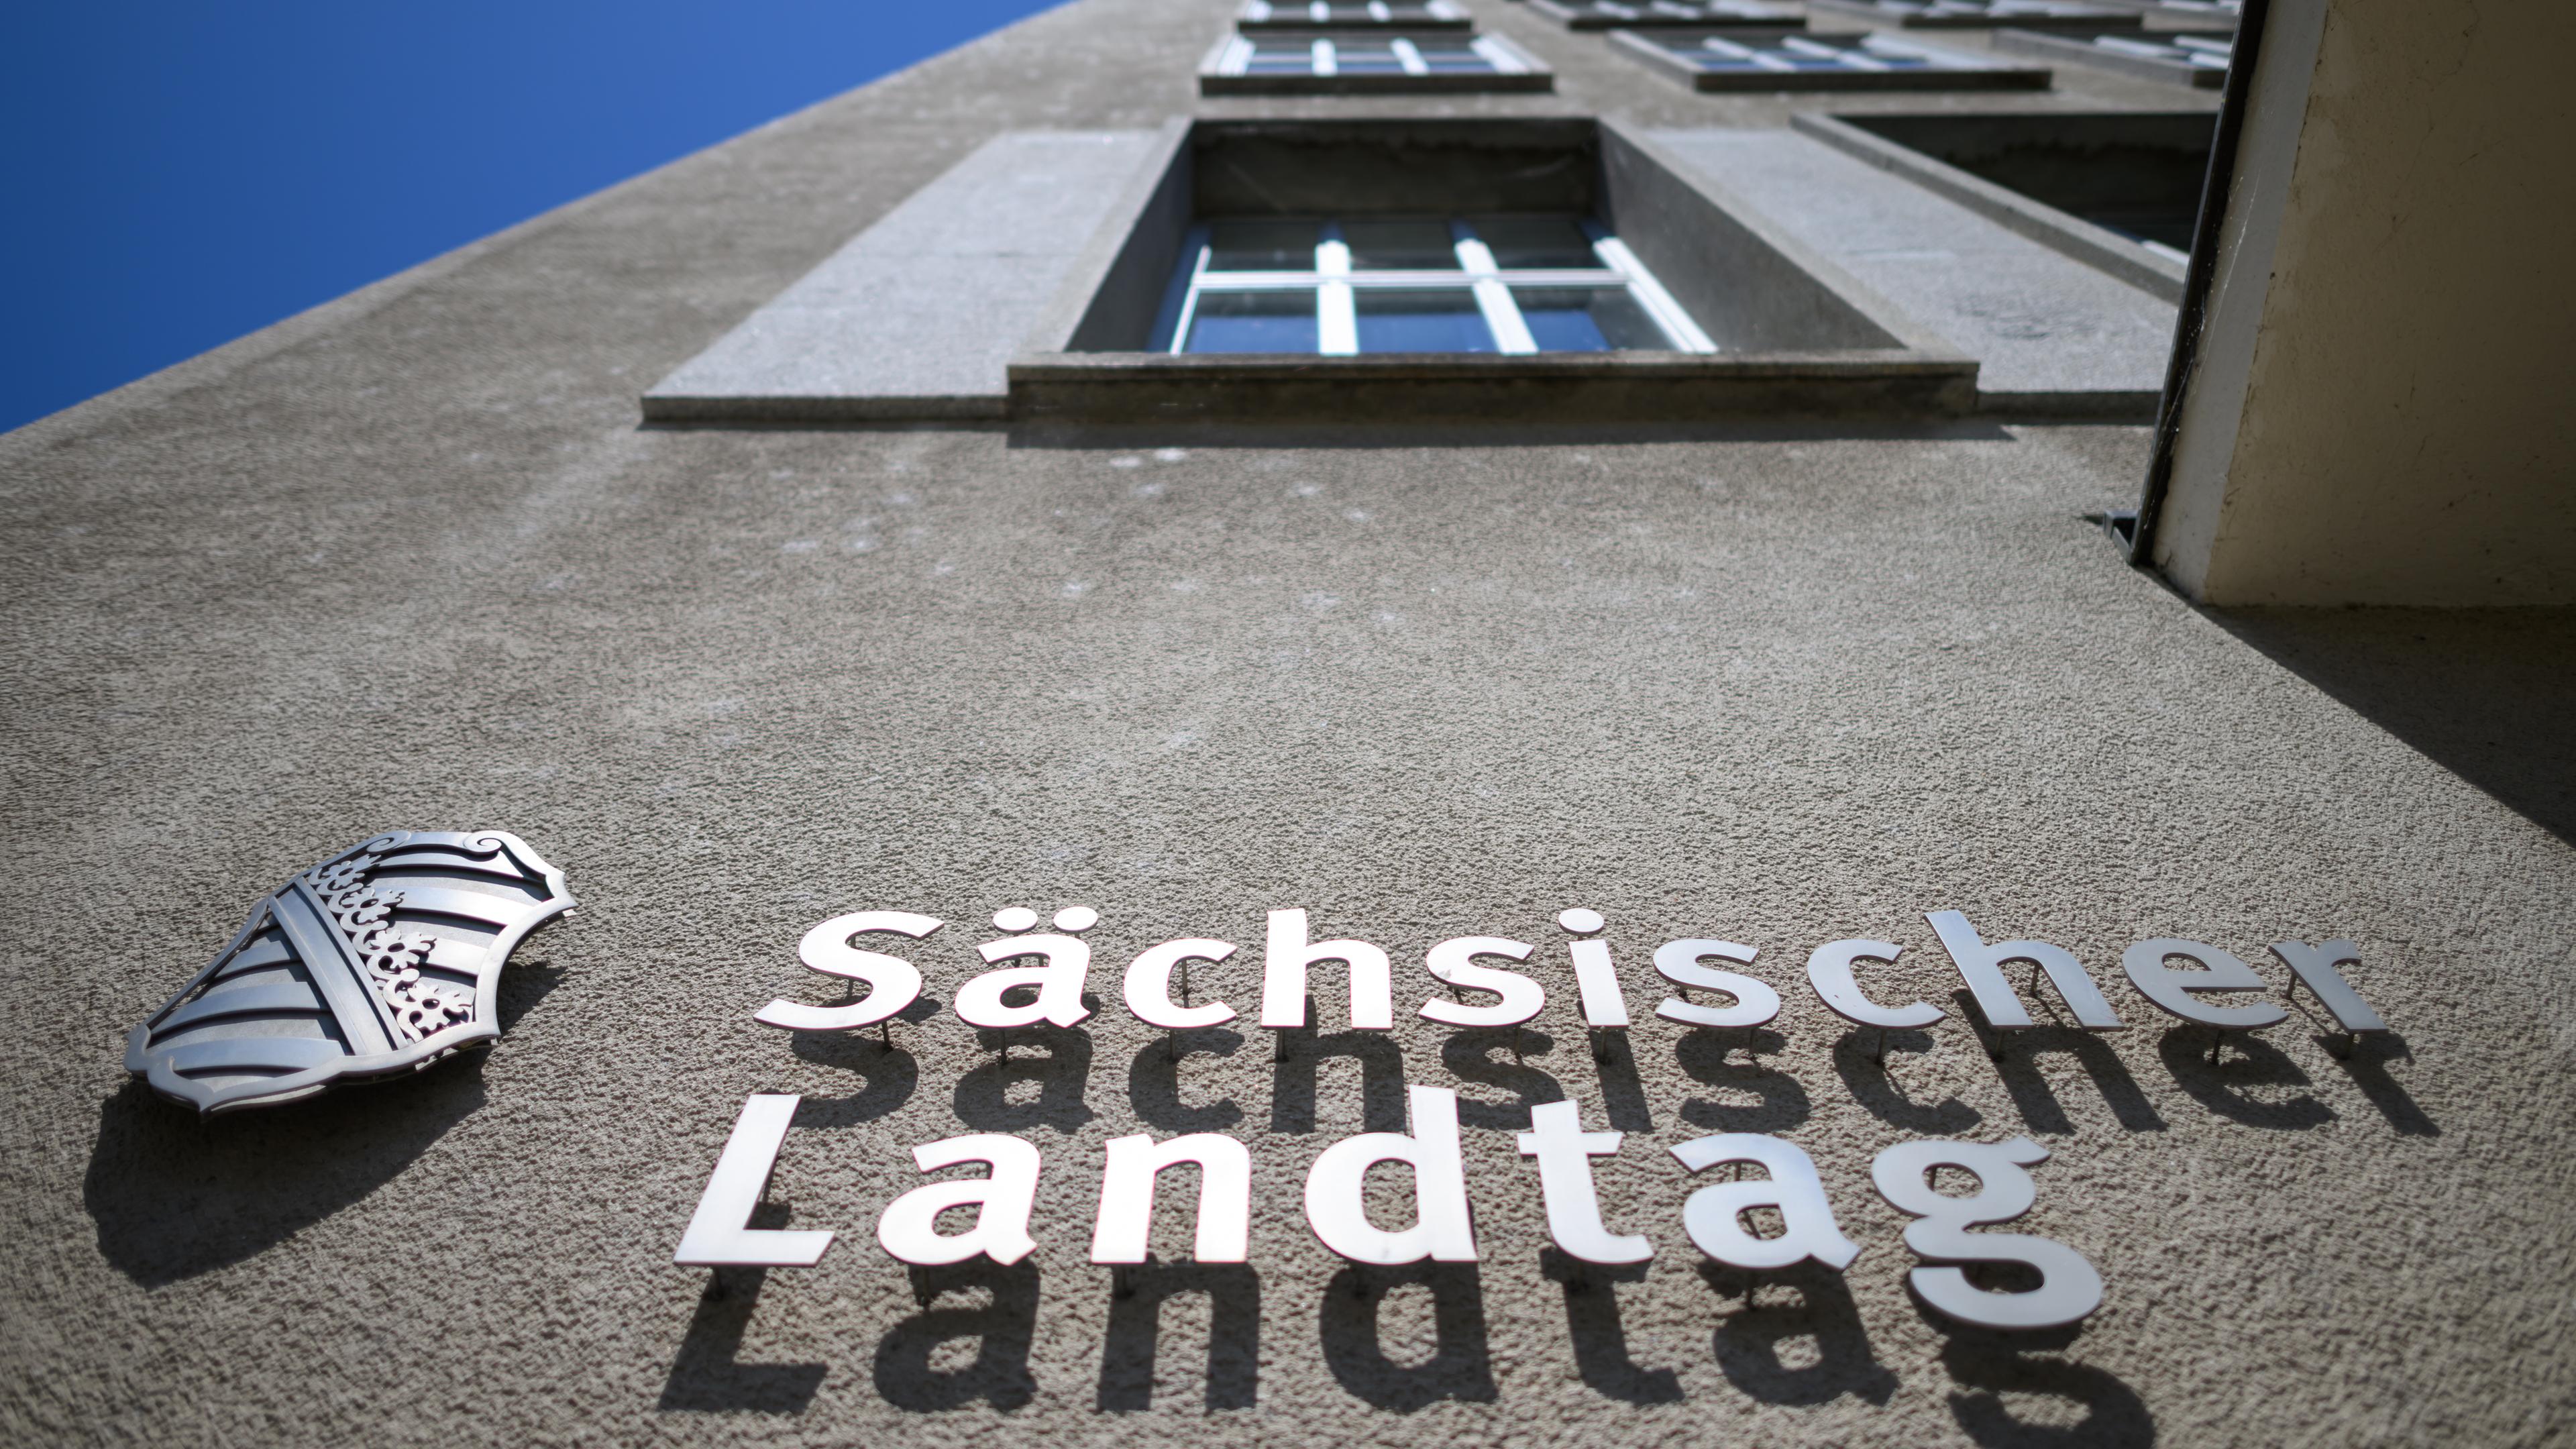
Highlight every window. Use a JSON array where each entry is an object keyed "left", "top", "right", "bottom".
[
  {"left": 1613, "top": 29, "right": 2052, "bottom": 89},
  {"left": 1238, "top": 0, "right": 1472, "bottom": 28},
  {"left": 1204, "top": 33, "right": 1550, "bottom": 91},
  {"left": 1527, "top": 0, "right": 1801, "bottom": 30},
  {"left": 2086, "top": 32, "right": 2232, "bottom": 72},
  {"left": 1811, "top": 0, "right": 2145, "bottom": 28},
  {"left": 1151, "top": 217, "right": 1715, "bottom": 356}
]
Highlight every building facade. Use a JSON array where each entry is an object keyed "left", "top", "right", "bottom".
[{"left": 3, "top": 0, "right": 2570, "bottom": 1445}]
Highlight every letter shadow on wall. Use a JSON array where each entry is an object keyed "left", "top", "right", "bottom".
[
  {"left": 1674, "top": 1027, "right": 1811, "bottom": 1132},
  {"left": 2321, "top": 1032, "right": 2438, "bottom": 1136},
  {"left": 1319, "top": 1263, "right": 1498, "bottom": 1411},
  {"left": 1699, "top": 1261, "right": 1897, "bottom": 1407},
  {"left": 1954, "top": 992, "right": 2166, "bottom": 1135},
  {"left": 873, "top": 1260, "right": 1042, "bottom": 1411},
  {"left": 83, "top": 963, "right": 566, "bottom": 1286},
  {"left": 1933, "top": 1320, "right": 2155, "bottom": 1449},
  {"left": 1441, "top": 1027, "right": 1565, "bottom": 1130},
  {"left": 788, "top": 994, "right": 938, "bottom": 1125},
  {"left": 1270, "top": 1006, "right": 1408, "bottom": 1134},
  {"left": 1128, "top": 1028, "right": 1244, "bottom": 1133},
  {"left": 659, "top": 1260, "right": 829, "bottom": 1414},
  {"left": 1587, "top": 1028, "right": 1656, "bottom": 1131},
  {"left": 1539, "top": 1250, "right": 1682, "bottom": 1403},
  {"left": 1097, "top": 1261, "right": 1261, "bottom": 1411},
  {"left": 955, "top": 1024, "right": 1095, "bottom": 1134},
  {"left": 1832, "top": 1027, "right": 1983, "bottom": 1135},
  {"left": 2153, "top": 1026, "right": 2334, "bottom": 1131}
]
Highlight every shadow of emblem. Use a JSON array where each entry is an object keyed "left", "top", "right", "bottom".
[{"left": 126, "top": 830, "right": 576, "bottom": 1114}]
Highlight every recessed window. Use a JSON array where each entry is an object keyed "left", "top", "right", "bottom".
[
  {"left": 1809, "top": 0, "right": 2143, "bottom": 28},
  {"left": 1152, "top": 216, "right": 1715, "bottom": 356},
  {"left": 1991, "top": 29, "right": 2233, "bottom": 88},
  {"left": 1613, "top": 29, "right": 2053, "bottom": 89},
  {"left": 1238, "top": 0, "right": 1472, "bottom": 28},
  {"left": 1528, "top": 0, "right": 1801, "bottom": 29},
  {"left": 1205, "top": 33, "right": 1549, "bottom": 91}
]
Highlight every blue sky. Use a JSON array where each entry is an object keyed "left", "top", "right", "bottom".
[{"left": 1, "top": 0, "right": 1062, "bottom": 434}]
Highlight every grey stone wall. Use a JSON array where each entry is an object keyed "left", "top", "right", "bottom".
[{"left": 3, "top": 1, "right": 2569, "bottom": 1446}]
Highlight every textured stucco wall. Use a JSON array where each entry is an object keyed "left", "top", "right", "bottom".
[
  {"left": 3, "top": 1, "right": 2570, "bottom": 1446},
  {"left": 2154, "top": 0, "right": 2576, "bottom": 604}
]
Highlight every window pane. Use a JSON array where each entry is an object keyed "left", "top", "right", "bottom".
[
  {"left": 1186, "top": 290, "right": 1320, "bottom": 353},
  {"left": 1511, "top": 287, "right": 1674, "bottom": 352},
  {"left": 1414, "top": 42, "right": 1495, "bottom": 73},
  {"left": 1472, "top": 217, "right": 1603, "bottom": 270},
  {"left": 1206, "top": 221, "right": 1319, "bottom": 271},
  {"left": 1244, "top": 41, "right": 1315, "bottom": 74},
  {"left": 1342, "top": 220, "right": 1461, "bottom": 271},
  {"left": 1354, "top": 289, "right": 1493, "bottom": 352},
  {"left": 1334, "top": 40, "right": 1408, "bottom": 73}
]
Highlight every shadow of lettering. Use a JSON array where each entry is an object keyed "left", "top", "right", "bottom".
[
  {"left": 85, "top": 1060, "right": 492, "bottom": 1288},
  {"left": 1699, "top": 1261, "right": 1897, "bottom": 1407},
  {"left": 953, "top": 1026, "right": 1094, "bottom": 1134},
  {"left": 1440, "top": 1027, "right": 1565, "bottom": 1130},
  {"left": 789, "top": 1034, "right": 918, "bottom": 1126},
  {"left": 1939, "top": 1332, "right": 2156, "bottom": 1449},
  {"left": 1540, "top": 1250, "right": 1682, "bottom": 1403},
  {"left": 1674, "top": 1028, "right": 1811, "bottom": 1133},
  {"left": 1270, "top": 1008, "right": 1408, "bottom": 1135},
  {"left": 657, "top": 1262, "right": 828, "bottom": 1413},
  {"left": 1587, "top": 1029, "right": 1656, "bottom": 1132},
  {"left": 2320, "top": 1032, "right": 2438, "bottom": 1136},
  {"left": 1956, "top": 993, "right": 2166, "bottom": 1135},
  {"left": 1318, "top": 1263, "right": 1498, "bottom": 1411},
  {"left": 1833, "top": 1028, "right": 1982, "bottom": 1135},
  {"left": 1096, "top": 1261, "right": 1262, "bottom": 1411},
  {"left": 2153, "top": 1028, "right": 2334, "bottom": 1130},
  {"left": 872, "top": 1260, "right": 1041, "bottom": 1411},
  {"left": 1128, "top": 1028, "right": 1244, "bottom": 1134}
]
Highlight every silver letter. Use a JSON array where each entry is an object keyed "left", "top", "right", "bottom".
[
  {"left": 1671, "top": 1134, "right": 1859, "bottom": 1271},
  {"left": 1652, "top": 939, "right": 1780, "bottom": 1028},
  {"left": 1805, "top": 938, "right": 1943, "bottom": 1030},
  {"left": 1091, "top": 1132, "right": 1252, "bottom": 1264},
  {"left": 875, "top": 1133, "right": 1045, "bottom": 1266},
  {"left": 955, "top": 932, "right": 1093, "bottom": 1029},
  {"left": 674, "top": 1093, "right": 835, "bottom": 1267},
  {"left": 1303, "top": 1085, "right": 1477, "bottom": 1263},
  {"left": 1124, "top": 938, "right": 1239, "bottom": 1030},
  {"left": 2270, "top": 939, "right": 2387, "bottom": 1034},
  {"left": 1559, "top": 908, "right": 1631, "bottom": 1028},
  {"left": 1420, "top": 936, "right": 1544, "bottom": 1028},
  {"left": 1260, "top": 908, "right": 1394, "bottom": 1030},
  {"left": 755, "top": 910, "right": 937, "bottom": 1032},
  {"left": 1871, "top": 1136, "right": 2102, "bottom": 1330},
  {"left": 2121, "top": 938, "right": 2287, "bottom": 1029},
  {"left": 1516, "top": 1100, "right": 1651, "bottom": 1264},
  {"left": 1925, "top": 910, "right": 2125, "bottom": 1031}
]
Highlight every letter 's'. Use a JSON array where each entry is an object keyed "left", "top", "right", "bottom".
[
  {"left": 755, "top": 911, "right": 938, "bottom": 1032},
  {"left": 1304, "top": 1085, "right": 1477, "bottom": 1263},
  {"left": 877, "top": 1134, "right": 1045, "bottom": 1266},
  {"left": 1091, "top": 1132, "right": 1252, "bottom": 1263},
  {"left": 1261, "top": 908, "right": 1394, "bottom": 1030},
  {"left": 1870, "top": 1136, "right": 2102, "bottom": 1330},
  {"left": 1420, "top": 936, "right": 1544, "bottom": 1028},
  {"left": 1517, "top": 1100, "right": 1650, "bottom": 1263},
  {"left": 1652, "top": 939, "right": 1780, "bottom": 1028}
]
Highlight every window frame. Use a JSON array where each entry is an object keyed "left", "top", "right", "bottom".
[{"left": 1152, "top": 217, "right": 1717, "bottom": 357}]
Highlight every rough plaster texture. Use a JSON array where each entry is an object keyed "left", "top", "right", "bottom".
[
  {"left": 2153, "top": 0, "right": 2576, "bottom": 604},
  {"left": 1655, "top": 127, "right": 2176, "bottom": 407},
  {"left": 1, "top": 1, "right": 2569, "bottom": 1447}
]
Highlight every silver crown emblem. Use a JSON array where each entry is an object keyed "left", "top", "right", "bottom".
[{"left": 126, "top": 830, "right": 576, "bottom": 1114}]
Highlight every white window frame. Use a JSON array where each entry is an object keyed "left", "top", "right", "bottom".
[
  {"left": 1215, "top": 32, "right": 1536, "bottom": 79},
  {"left": 1156, "top": 217, "right": 1717, "bottom": 356}
]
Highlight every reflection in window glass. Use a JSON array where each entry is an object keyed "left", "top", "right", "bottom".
[
  {"left": 1472, "top": 217, "right": 1600, "bottom": 270},
  {"left": 1355, "top": 290, "right": 1494, "bottom": 353},
  {"left": 1207, "top": 221, "right": 1321, "bottom": 270},
  {"left": 1186, "top": 290, "right": 1320, "bottom": 352},
  {"left": 1343, "top": 220, "right": 1461, "bottom": 270},
  {"left": 1511, "top": 288, "right": 1670, "bottom": 352}
]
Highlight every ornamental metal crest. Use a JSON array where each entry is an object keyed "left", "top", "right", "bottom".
[{"left": 126, "top": 830, "right": 576, "bottom": 1114}]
